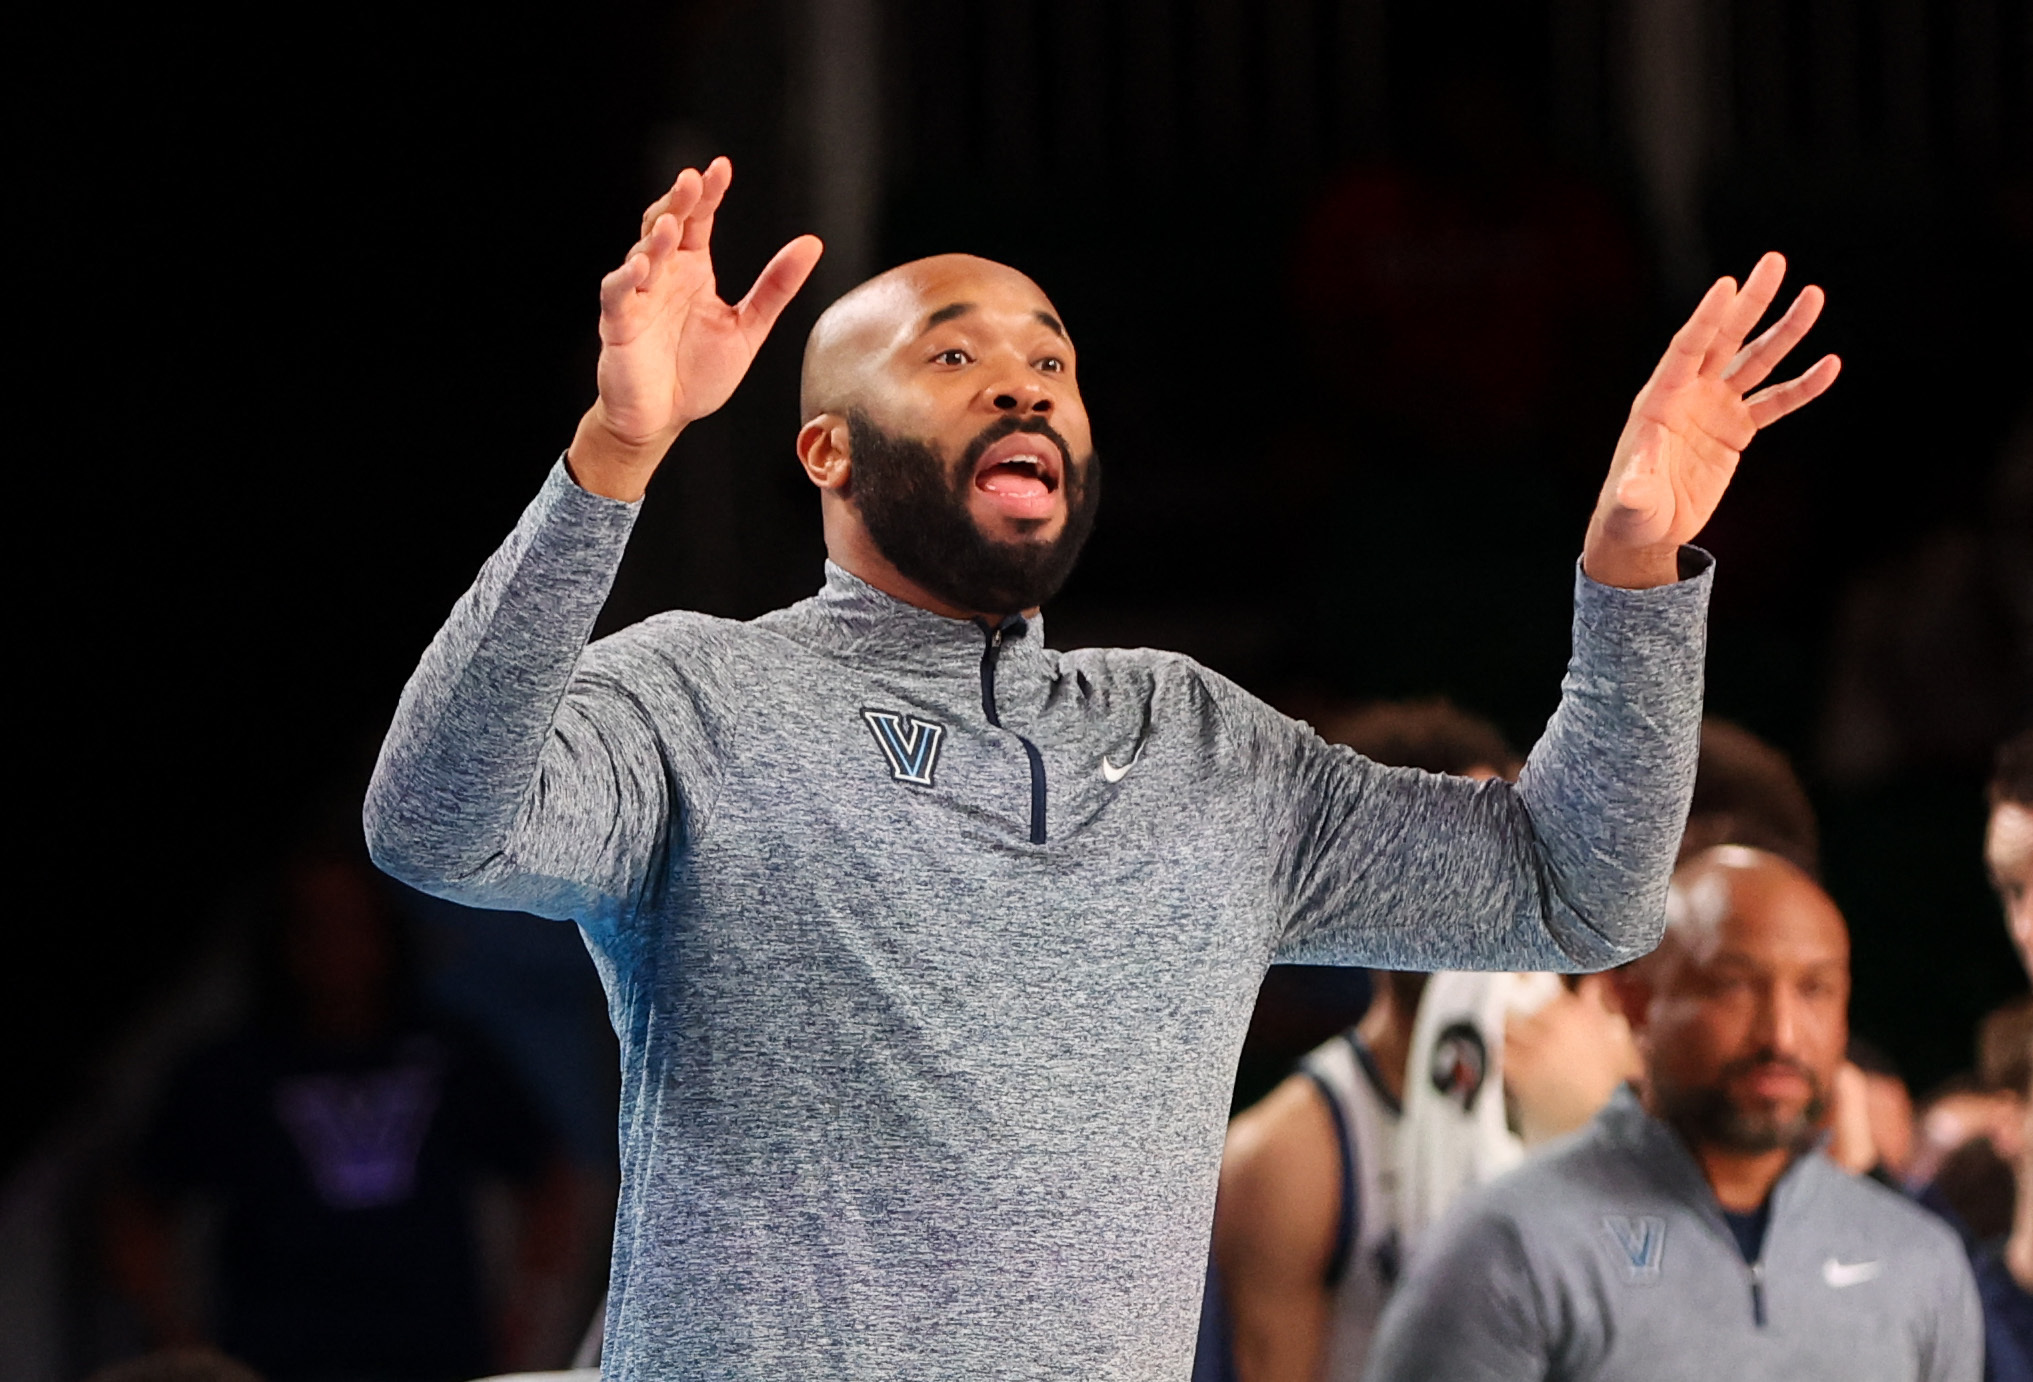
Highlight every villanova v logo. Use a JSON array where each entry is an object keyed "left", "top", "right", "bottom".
[
  {"left": 862, "top": 709, "right": 946, "bottom": 787},
  {"left": 1601, "top": 1215, "right": 1666, "bottom": 1284}
]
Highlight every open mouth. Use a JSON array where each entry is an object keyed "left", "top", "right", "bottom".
[{"left": 971, "top": 433, "right": 1064, "bottom": 519}]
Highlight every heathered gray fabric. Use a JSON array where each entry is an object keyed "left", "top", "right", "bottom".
[
  {"left": 364, "top": 459, "right": 1712, "bottom": 1380},
  {"left": 1364, "top": 1088, "right": 1982, "bottom": 1382}
]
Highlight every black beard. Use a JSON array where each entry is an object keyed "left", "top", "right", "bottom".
[
  {"left": 1654, "top": 1052, "right": 1827, "bottom": 1155},
  {"left": 844, "top": 410, "right": 1100, "bottom": 617}
]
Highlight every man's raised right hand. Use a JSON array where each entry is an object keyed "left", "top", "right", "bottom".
[{"left": 568, "top": 156, "right": 823, "bottom": 501}]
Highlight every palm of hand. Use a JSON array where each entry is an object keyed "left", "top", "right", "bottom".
[
  {"left": 1590, "top": 253, "right": 1839, "bottom": 574},
  {"left": 597, "top": 248, "right": 750, "bottom": 441},
  {"left": 1609, "top": 371, "right": 1757, "bottom": 552},
  {"left": 584, "top": 157, "right": 822, "bottom": 453}
]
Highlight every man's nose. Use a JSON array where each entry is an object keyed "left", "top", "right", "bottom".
[
  {"left": 981, "top": 368, "right": 1054, "bottom": 416},
  {"left": 1754, "top": 983, "right": 1804, "bottom": 1056}
]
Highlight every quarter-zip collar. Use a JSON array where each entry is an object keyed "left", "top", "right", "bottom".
[
  {"left": 1598, "top": 1082, "right": 1830, "bottom": 1326},
  {"left": 763, "top": 561, "right": 1055, "bottom": 701},
  {"left": 1597, "top": 1085, "right": 1819, "bottom": 1231}
]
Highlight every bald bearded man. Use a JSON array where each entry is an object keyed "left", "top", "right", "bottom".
[
  {"left": 364, "top": 158, "right": 1840, "bottom": 1378},
  {"left": 1365, "top": 847, "right": 1980, "bottom": 1382}
]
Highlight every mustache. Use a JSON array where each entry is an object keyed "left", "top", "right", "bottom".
[
  {"left": 955, "top": 414, "right": 1077, "bottom": 480},
  {"left": 1718, "top": 1049, "right": 1822, "bottom": 1095}
]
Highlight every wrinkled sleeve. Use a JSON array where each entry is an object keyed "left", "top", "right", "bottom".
[
  {"left": 1254, "top": 552, "right": 1710, "bottom": 972},
  {"left": 363, "top": 459, "right": 721, "bottom": 931}
]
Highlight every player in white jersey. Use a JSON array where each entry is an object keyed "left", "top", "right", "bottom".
[
  {"left": 1208, "top": 970, "right": 1424, "bottom": 1382},
  {"left": 1293, "top": 996, "right": 1415, "bottom": 1377}
]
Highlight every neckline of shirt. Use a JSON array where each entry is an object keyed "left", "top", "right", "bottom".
[{"left": 761, "top": 561, "right": 1057, "bottom": 686}]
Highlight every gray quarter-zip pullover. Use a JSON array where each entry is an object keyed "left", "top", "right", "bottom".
[
  {"left": 1364, "top": 1087, "right": 1981, "bottom": 1382},
  {"left": 365, "top": 461, "right": 1712, "bottom": 1380}
]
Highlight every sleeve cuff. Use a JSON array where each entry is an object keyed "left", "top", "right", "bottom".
[
  {"left": 1567, "top": 544, "right": 1712, "bottom": 684},
  {"left": 547, "top": 451, "right": 645, "bottom": 514},
  {"left": 1574, "top": 544, "right": 1715, "bottom": 597}
]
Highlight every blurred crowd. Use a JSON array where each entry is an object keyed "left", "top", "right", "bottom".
[{"left": 1, "top": 805, "right": 620, "bottom": 1382}]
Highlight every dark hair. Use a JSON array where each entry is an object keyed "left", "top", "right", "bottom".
[
  {"left": 1678, "top": 719, "right": 1820, "bottom": 877},
  {"left": 1991, "top": 727, "right": 2033, "bottom": 809},
  {"left": 1313, "top": 697, "right": 1519, "bottom": 778}
]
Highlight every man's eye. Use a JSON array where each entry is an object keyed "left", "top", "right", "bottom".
[
  {"left": 1036, "top": 356, "right": 1064, "bottom": 373},
  {"left": 933, "top": 349, "right": 970, "bottom": 366}
]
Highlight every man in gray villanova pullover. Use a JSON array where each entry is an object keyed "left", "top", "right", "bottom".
[
  {"left": 1364, "top": 847, "right": 1979, "bottom": 1381},
  {"left": 363, "top": 157, "right": 1841, "bottom": 1378}
]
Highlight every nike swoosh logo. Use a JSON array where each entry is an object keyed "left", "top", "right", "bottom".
[
  {"left": 1822, "top": 1257, "right": 1883, "bottom": 1288},
  {"left": 1103, "top": 704, "right": 1154, "bottom": 784}
]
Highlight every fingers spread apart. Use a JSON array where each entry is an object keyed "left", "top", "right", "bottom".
[
  {"left": 1649, "top": 275, "right": 1737, "bottom": 392},
  {"left": 1722, "top": 284, "right": 1825, "bottom": 394},
  {"left": 640, "top": 165, "right": 705, "bottom": 239},
  {"left": 1651, "top": 251, "right": 1838, "bottom": 431},
  {"left": 1746, "top": 353, "right": 1842, "bottom": 428},
  {"left": 1700, "top": 251, "right": 1787, "bottom": 376}
]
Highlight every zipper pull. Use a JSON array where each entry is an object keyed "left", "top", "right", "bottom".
[
  {"left": 992, "top": 626, "right": 1004, "bottom": 648},
  {"left": 1748, "top": 1260, "right": 1767, "bottom": 1328}
]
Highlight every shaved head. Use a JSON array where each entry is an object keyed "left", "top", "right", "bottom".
[
  {"left": 801, "top": 254, "right": 1061, "bottom": 421},
  {"left": 1622, "top": 845, "right": 1851, "bottom": 1160},
  {"left": 1655, "top": 845, "right": 1848, "bottom": 975}
]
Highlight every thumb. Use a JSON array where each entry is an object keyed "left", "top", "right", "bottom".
[
  {"left": 1613, "top": 443, "right": 1667, "bottom": 522},
  {"left": 736, "top": 235, "right": 825, "bottom": 342}
]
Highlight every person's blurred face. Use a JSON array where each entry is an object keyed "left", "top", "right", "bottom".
[
  {"left": 1986, "top": 802, "right": 2033, "bottom": 981},
  {"left": 1631, "top": 848, "right": 1851, "bottom": 1156}
]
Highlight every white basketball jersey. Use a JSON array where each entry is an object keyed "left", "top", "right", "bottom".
[
  {"left": 1396, "top": 970, "right": 1564, "bottom": 1258},
  {"left": 1297, "top": 1031, "right": 1403, "bottom": 1382}
]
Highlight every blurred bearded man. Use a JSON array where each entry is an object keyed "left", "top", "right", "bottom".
[
  {"left": 365, "top": 156, "right": 1842, "bottom": 1379},
  {"left": 1368, "top": 846, "right": 1981, "bottom": 1382}
]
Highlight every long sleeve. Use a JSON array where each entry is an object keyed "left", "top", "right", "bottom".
[
  {"left": 1259, "top": 552, "right": 1711, "bottom": 972},
  {"left": 363, "top": 460, "right": 693, "bottom": 928}
]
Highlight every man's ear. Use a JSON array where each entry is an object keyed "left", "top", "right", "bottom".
[{"left": 796, "top": 415, "right": 852, "bottom": 491}]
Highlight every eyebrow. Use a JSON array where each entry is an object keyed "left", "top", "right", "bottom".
[{"left": 919, "top": 302, "right": 1070, "bottom": 341}]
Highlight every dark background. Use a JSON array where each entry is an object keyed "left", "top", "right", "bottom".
[{"left": 14, "top": 0, "right": 2030, "bottom": 1179}]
